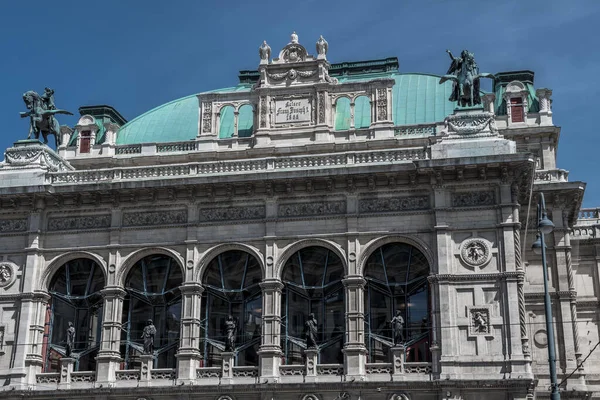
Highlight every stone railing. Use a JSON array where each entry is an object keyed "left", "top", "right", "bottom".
[
  {"left": 196, "top": 367, "right": 221, "bottom": 379},
  {"left": 280, "top": 364, "right": 304, "bottom": 376},
  {"left": 534, "top": 169, "right": 569, "bottom": 182},
  {"left": 394, "top": 124, "right": 437, "bottom": 137},
  {"left": 365, "top": 363, "right": 392, "bottom": 374},
  {"left": 49, "top": 148, "right": 428, "bottom": 185},
  {"left": 150, "top": 368, "right": 176, "bottom": 380},
  {"left": 36, "top": 372, "right": 60, "bottom": 384},
  {"left": 115, "top": 144, "right": 142, "bottom": 155},
  {"left": 156, "top": 141, "right": 197, "bottom": 153},
  {"left": 404, "top": 362, "right": 432, "bottom": 374},
  {"left": 316, "top": 364, "right": 344, "bottom": 376},
  {"left": 232, "top": 366, "right": 259, "bottom": 378},
  {"left": 579, "top": 208, "right": 600, "bottom": 220},
  {"left": 70, "top": 371, "right": 96, "bottom": 383},
  {"left": 115, "top": 369, "right": 141, "bottom": 381},
  {"left": 570, "top": 226, "right": 597, "bottom": 239}
]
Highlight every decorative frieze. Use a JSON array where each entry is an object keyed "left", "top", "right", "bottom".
[
  {"left": 199, "top": 205, "right": 265, "bottom": 222},
  {"left": 122, "top": 210, "right": 187, "bottom": 227},
  {"left": 4, "top": 143, "right": 74, "bottom": 172},
  {"left": 451, "top": 191, "right": 495, "bottom": 207},
  {"left": 459, "top": 238, "right": 492, "bottom": 268},
  {"left": 468, "top": 307, "right": 492, "bottom": 336},
  {"left": 259, "top": 97, "right": 267, "bottom": 128},
  {"left": 444, "top": 111, "right": 496, "bottom": 135},
  {"left": 202, "top": 102, "right": 213, "bottom": 133},
  {"left": 0, "top": 262, "right": 16, "bottom": 288},
  {"left": 278, "top": 201, "right": 346, "bottom": 217},
  {"left": 358, "top": 196, "right": 429, "bottom": 214},
  {"left": 377, "top": 88, "right": 387, "bottom": 120},
  {"left": 47, "top": 215, "right": 111, "bottom": 231},
  {"left": 0, "top": 218, "right": 28, "bottom": 233}
]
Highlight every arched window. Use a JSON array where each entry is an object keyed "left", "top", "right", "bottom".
[
  {"left": 238, "top": 104, "right": 254, "bottom": 138},
  {"left": 354, "top": 95, "right": 371, "bottom": 129},
  {"left": 46, "top": 258, "right": 105, "bottom": 372},
  {"left": 201, "top": 250, "right": 262, "bottom": 366},
  {"left": 281, "top": 246, "right": 345, "bottom": 365},
  {"left": 219, "top": 105, "right": 235, "bottom": 139},
  {"left": 121, "top": 254, "right": 182, "bottom": 369},
  {"left": 364, "top": 243, "right": 430, "bottom": 363},
  {"left": 334, "top": 97, "right": 351, "bottom": 131}
]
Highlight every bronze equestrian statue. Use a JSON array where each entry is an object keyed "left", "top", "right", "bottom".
[{"left": 20, "top": 88, "right": 72, "bottom": 147}]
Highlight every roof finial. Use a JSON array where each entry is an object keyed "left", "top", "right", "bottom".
[{"left": 290, "top": 31, "right": 298, "bottom": 44}]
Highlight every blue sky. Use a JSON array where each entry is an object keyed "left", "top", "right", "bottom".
[{"left": 1, "top": 0, "right": 599, "bottom": 207}]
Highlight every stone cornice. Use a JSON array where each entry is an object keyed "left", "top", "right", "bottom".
[{"left": 429, "top": 271, "right": 523, "bottom": 283}]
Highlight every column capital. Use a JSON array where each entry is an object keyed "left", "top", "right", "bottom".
[
  {"left": 260, "top": 279, "right": 284, "bottom": 291},
  {"left": 342, "top": 275, "right": 366, "bottom": 287},
  {"left": 179, "top": 282, "right": 204, "bottom": 294},
  {"left": 100, "top": 286, "right": 127, "bottom": 299}
]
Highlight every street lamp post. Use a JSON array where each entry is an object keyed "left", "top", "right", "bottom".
[{"left": 531, "top": 192, "right": 560, "bottom": 400}]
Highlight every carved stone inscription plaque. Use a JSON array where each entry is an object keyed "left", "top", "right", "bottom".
[{"left": 275, "top": 98, "right": 311, "bottom": 123}]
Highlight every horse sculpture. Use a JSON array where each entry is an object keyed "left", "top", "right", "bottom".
[
  {"left": 20, "top": 89, "right": 72, "bottom": 147},
  {"left": 439, "top": 50, "right": 494, "bottom": 108}
]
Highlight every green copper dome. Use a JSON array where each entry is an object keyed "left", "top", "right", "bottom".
[
  {"left": 116, "top": 85, "right": 252, "bottom": 145},
  {"left": 115, "top": 71, "right": 456, "bottom": 145}
]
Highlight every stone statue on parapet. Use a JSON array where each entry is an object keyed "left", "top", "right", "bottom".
[
  {"left": 141, "top": 319, "right": 156, "bottom": 355},
  {"left": 316, "top": 35, "right": 328, "bottom": 59},
  {"left": 439, "top": 49, "right": 494, "bottom": 107},
  {"left": 65, "top": 321, "right": 75, "bottom": 357},
  {"left": 259, "top": 41, "right": 271, "bottom": 64},
  {"left": 19, "top": 88, "right": 73, "bottom": 147},
  {"left": 290, "top": 31, "right": 299, "bottom": 44},
  {"left": 304, "top": 313, "right": 318, "bottom": 349},
  {"left": 224, "top": 314, "right": 238, "bottom": 352},
  {"left": 391, "top": 310, "right": 405, "bottom": 345}
]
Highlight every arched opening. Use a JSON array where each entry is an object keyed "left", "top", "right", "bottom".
[
  {"left": 219, "top": 105, "right": 235, "bottom": 139},
  {"left": 46, "top": 258, "right": 105, "bottom": 372},
  {"left": 354, "top": 95, "right": 371, "bottom": 129},
  {"left": 334, "top": 97, "right": 351, "bottom": 131},
  {"left": 280, "top": 246, "right": 345, "bottom": 365},
  {"left": 238, "top": 104, "right": 254, "bottom": 138},
  {"left": 364, "top": 242, "right": 430, "bottom": 363},
  {"left": 120, "top": 254, "right": 182, "bottom": 369},
  {"left": 200, "top": 250, "right": 262, "bottom": 366}
]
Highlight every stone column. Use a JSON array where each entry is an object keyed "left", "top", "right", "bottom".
[
  {"left": 350, "top": 102, "right": 355, "bottom": 129},
  {"left": 391, "top": 345, "right": 405, "bottom": 378},
  {"left": 258, "top": 279, "right": 284, "bottom": 380},
  {"left": 176, "top": 282, "right": 204, "bottom": 382},
  {"left": 342, "top": 275, "right": 367, "bottom": 379},
  {"left": 96, "top": 286, "right": 126, "bottom": 384},
  {"left": 139, "top": 354, "right": 154, "bottom": 385},
  {"left": 59, "top": 357, "right": 75, "bottom": 386},
  {"left": 233, "top": 110, "right": 239, "bottom": 137},
  {"left": 304, "top": 348, "right": 318, "bottom": 382},
  {"left": 482, "top": 93, "right": 496, "bottom": 114},
  {"left": 22, "top": 291, "right": 50, "bottom": 386},
  {"left": 221, "top": 351, "right": 235, "bottom": 383},
  {"left": 536, "top": 88, "right": 553, "bottom": 125}
]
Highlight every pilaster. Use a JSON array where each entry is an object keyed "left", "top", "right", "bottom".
[
  {"left": 258, "top": 279, "right": 284, "bottom": 380},
  {"left": 96, "top": 286, "right": 126, "bottom": 384},
  {"left": 176, "top": 282, "right": 204, "bottom": 382},
  {"left": 342, "top": 275, "right": 366, "bottom": 378}
]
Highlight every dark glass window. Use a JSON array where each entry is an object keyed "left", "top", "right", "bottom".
[
  {"left": 510, "top": 97, "right": 524, "bottom": 123},
  {"left": 79, "top": 130, "right": 91, "bottom": 153},
  {"left": 364, "top": 243, "right": 430, "bottom": 363},
  {"left": 200, "top": 251, "right": 262, "bottom": 367},
  {"left": 121, "top": 255, "right": 182, "bottom": 369},
  {"left": 46, "top": 258, "right": 105, "bottom": 372},
  {"left": 281, "top": 246, "right": 345, "bottom": 365}
]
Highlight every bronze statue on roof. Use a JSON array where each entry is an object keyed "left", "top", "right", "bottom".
[
  {"left": 440, "top": 49, "right": 494, "bottom": 107},
  {"left": 20, "top": 88, "right": 73, "bottom": 147}
]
